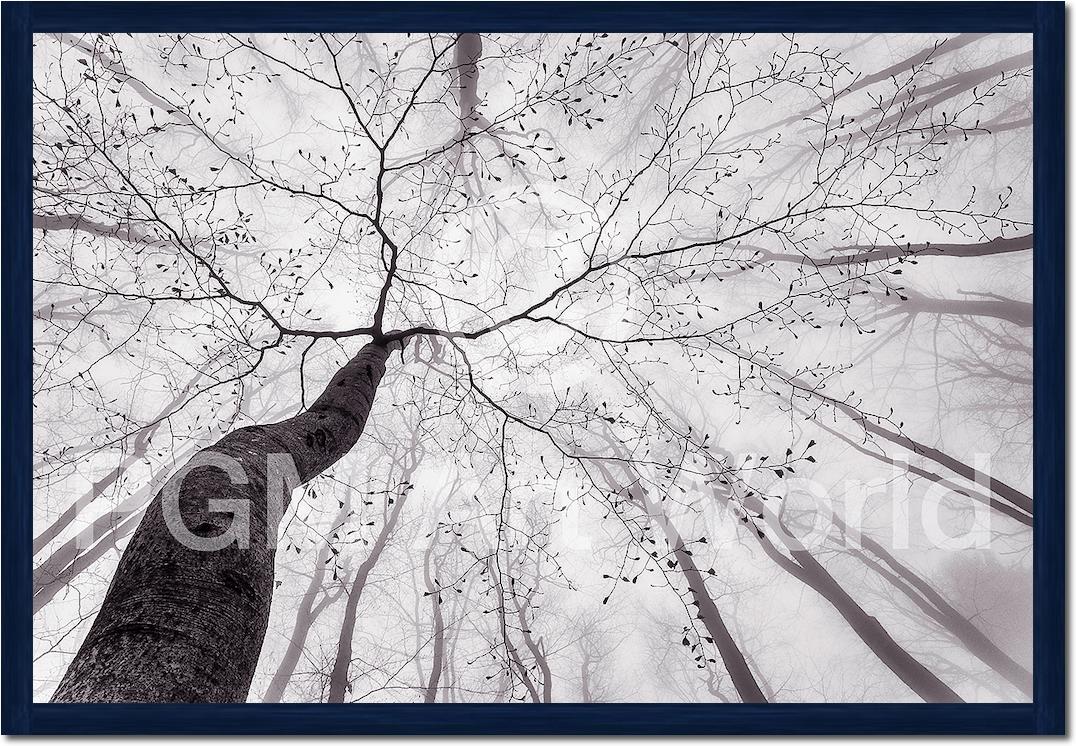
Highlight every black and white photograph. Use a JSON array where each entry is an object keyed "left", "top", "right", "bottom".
[{"left": 30, "top": 28, "right": 1037, "bottom": 707}]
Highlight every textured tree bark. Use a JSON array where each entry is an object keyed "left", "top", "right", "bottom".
[{"left": 51, "top": 341, "right": 390, "bottom": 703}]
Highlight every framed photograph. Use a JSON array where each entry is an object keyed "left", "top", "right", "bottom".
[{"left": 2, "top": 0, "right": 1064, "bottom": 735}]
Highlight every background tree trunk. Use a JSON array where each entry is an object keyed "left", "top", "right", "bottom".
[
  {"left": 261, "top": 497, "right": 351, "bottom": 703},
  {"left": 511, "top": 579, "right": 553, "bottom": 703},
  {"left": 835, "top": 516, "right": 1032, "bottom": 697},
  {"left": 325, "top": 452, "right": 413, "bottom": 703},
  {"left": 261, "top": 552, "right": 342, "bottom": 703},
  {"left": 591, "top": 459, "right": 769, "bottom": 703},
  {"left": 422, "top": 534, "right": 447, "bottom": 703},
  {"left": 750, "top": 505, "right": 964, "bottom": 703}
]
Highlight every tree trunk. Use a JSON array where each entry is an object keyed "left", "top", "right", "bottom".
[
  {"left": 804, "top": 414, "right": 1031, "bottom": 527},
  {"left": 52, "top": 341, "right": 390, "bottom": 703},
  {"left": 34, "top": 372, "right": 203, "bottom": 555},
  {"left": 836, "top": 516, "right": 1032, "bottom": 697},
  {"left": 258, "top": 546, "right": 333, "bottom": 697},
  {"left": 662, "top": 516, "right": 768, "bottom": 703},
  {"left": 261, "top": 542, "right": 344, "bottom": 702},
  {"left": 422, "top": 534, "right": 447, "bottom": 703},
  {"left": 752, "top": 509, "right": 963, "bottom": 703},
  {"left": 325, "top": 474, "right": 410, "bottom": 703},
  {"left": 592, "top": 460, "right": 768, "bottom": 703},
  {"left": 507, "top": 636, "right": 542, "bottom": 703},
  {"left": 454, "top": 34, "right": 484, "bottom": 126},
  {"left": 579, "top": 649, "right": 594, "bottom": 703},
  {"left": 33, "top": 506, "right": 143, "bottom": 614},
  {"left": 511, "top": 581, "right": 553, "bottom": 703},
  {"left": 874, "top": 290, "right": 1033, "bottom": 327},
  {"left": 825, "top": 398, "right": 1032, "bottom": 517}
]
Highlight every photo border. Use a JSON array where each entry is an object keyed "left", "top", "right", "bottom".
[{"left": 1, "top": 1, "right": 1064, "bottom": 734}]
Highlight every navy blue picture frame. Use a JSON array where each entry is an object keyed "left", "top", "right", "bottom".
[{"left": 1, "top": 1, "right": 1064, "bottom": 734}]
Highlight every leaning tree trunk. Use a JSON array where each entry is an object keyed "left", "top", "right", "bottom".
[
  {"left": 591, "top": 459, "right": 769, "bottom": 703},
  {"left": 263, "top": 489, "right": 355, "bottom": 702},
  {"left": 422, "top": 532, "right": 447, "bottom": 703},
  {"left": 34, "top": 506, "right": 143, "bottom": 614},
  {"left": 751, "top": 507, "right": 963, "bottom": 703},
  {"left": 52, "top": 341, "right": 390, "bottom": 703},
  {"left": 513, "top": 589, "right": 553, "bottom": 703},
  {"left": 834, "top": 515, "right": 1032, "bottom": 697},
  {"left": 261, "top": 530, "right": 347, "bottom": 703},
  {"left": 325, "top": 464, "right": 411, "bottom": 703}
]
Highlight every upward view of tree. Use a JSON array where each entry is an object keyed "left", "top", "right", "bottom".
[{"left": 32, "top": 31, "right": 1032, "bottom": 704}]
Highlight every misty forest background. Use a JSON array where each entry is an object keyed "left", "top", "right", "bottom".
[{"left": 32, "top": 31, "right": 1032, "bottom": 703}]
